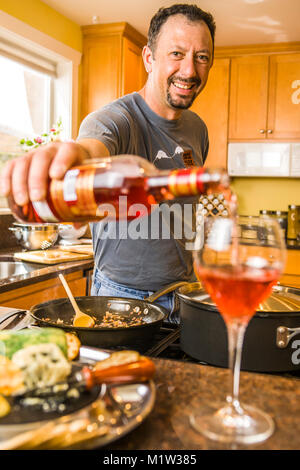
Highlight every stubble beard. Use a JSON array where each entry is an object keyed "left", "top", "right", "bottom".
[
  {"left": 166, "top": 90, "right": 197, "bottom": 109},
  {"left": 166, "top": 76, "right": 201, "bottom": 110}
]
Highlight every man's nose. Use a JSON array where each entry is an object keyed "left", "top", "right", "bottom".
[{"left": 179, "top": 55, "right": 197, "bottom": 78}]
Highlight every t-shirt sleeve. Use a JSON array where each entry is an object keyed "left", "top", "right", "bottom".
[{"left": 77, "top": 104, "right": 132, "bottom": 155}]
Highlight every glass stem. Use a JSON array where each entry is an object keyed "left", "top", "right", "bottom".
[{"left": 226, "top": 321, "right": 247, "bottom": 414}]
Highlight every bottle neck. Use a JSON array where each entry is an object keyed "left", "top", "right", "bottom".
[{"left": 147, "top": 167, "right": 206, "bottom": 198}]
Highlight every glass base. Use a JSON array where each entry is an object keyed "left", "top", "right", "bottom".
[{"left": 190, "top": 401, "right": 274, "bottom": 445}]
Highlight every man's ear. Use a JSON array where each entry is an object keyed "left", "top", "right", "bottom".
[{"left": 142, "top": 45, "right": 154, "bottom": 73}]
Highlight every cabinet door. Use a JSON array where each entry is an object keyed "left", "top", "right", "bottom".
[
  {"left": 81, "top": 35, "right": 122, "bottom": 120},
  {"left": 190, "top": 58, "right": 230, "bottom": 168},
  {"left": 268, "top": 53, "right": 300, "bottom": 140},
  {"left": 229, "top": 55, "right": 269, "bottom": 140},
  {"left": 0, "top": 271, "right": 87, "bottom": 310},
  {"left": 122, "top": 37, "right": 147, "bottom": 95}
]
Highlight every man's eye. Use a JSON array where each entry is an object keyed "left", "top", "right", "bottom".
[
  {"left": 171, "top": 51, "right": 183, "bottom": 58},
  {"left": 196, "top": 55, "right": 210, "bottom": 63}
]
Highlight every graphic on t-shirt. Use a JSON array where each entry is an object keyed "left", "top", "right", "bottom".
[
  {"left": 153, "top": 146, "right": 184, "bottom": 164},
  {"left": 182, "top": 150, "right": 196, "bottom": 167}
]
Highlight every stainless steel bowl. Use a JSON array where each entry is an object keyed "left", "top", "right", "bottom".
[{"left": 9, "top": 223, "right": 59, "bottom": 250}]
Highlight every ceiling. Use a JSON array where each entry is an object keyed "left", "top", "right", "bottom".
[{"left": 41, "top": 0, "right": 300, "bottom": 47}]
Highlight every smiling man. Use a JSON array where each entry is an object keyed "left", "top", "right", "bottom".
[
  {"left": 142, "top": 7, "right": 214, "bottom": 118},
  {"left": 0, "top": 4, "right": 216, "bottom": 322}
]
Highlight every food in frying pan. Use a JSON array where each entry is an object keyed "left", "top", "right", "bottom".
[
  {"left": 41, "top": 305, "right": 152, "bottom": 328},
  {"left": 97, "top": 309, "right": 146, "bottom": 327}
]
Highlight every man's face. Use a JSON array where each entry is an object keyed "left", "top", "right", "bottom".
[{"left": 144, "top": 14, "right": 213, "bottom": 119}]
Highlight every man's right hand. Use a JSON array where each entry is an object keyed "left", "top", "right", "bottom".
[{"left": 0, "top": 138, "right": 109, "bottom": 207}]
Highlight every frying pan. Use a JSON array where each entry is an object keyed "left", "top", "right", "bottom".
[{"left": 28, "top": 282, "right": 187, "bottom": 349}]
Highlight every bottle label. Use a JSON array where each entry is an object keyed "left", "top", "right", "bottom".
[
  {"left": 49, "top": 167, "right": 98, "bottom": 221},
  {"left": 63, "top": 169, "right": 79, "bottom": 203},
  {"left": 32, "top": 200, "right": 59, "bottom": 222},
  {"left": 168, "top": 168, "right": 205, "bottom": 197}
]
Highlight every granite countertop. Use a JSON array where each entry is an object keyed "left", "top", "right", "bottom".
[
  {"left": 106, "top": 358, "right": 300, "bottom": 451},
  {"left": 0, "top": 246, "right": 94, "bottom": 294}
]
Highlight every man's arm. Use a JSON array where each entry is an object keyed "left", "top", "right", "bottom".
[
  {"left": 77, "top": 138, "right": 110, "bottom": 160},
  {"left": 0, "top": 138, "right": 110, "bottom": 207}
]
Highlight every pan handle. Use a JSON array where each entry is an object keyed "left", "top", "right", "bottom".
[
  {"left": 0, "top": 309, "right": 27, "bottom": 327},
  {"left": 144, "top": 281, "right": 189, "bottom": 303}
]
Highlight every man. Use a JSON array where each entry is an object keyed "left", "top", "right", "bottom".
[{"left": 0, "top": 4, "right": 216, "bottom": 321}]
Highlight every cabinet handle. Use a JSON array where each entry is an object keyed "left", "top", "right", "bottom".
[
  {"left": 259, "top": 129, "right": 266, "bottom": 134},
  {"left": 267, "top": 129, "right": 273, "bottom": 134}
]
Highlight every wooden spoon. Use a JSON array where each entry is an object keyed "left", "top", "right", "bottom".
[{"left": 58, "top": 273, "right": 95, "bottom": 328}]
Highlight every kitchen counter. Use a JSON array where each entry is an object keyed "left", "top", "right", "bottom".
[
  {"left": 106, "top": 358, "right": 300, "bottom": 451},
  {"left": 0, "top": 247, "right": 94, "bottom": 294}
]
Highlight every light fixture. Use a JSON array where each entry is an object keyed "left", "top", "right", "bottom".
[{"left": 244, "top": 0, "right": 264, "bottom": 4}]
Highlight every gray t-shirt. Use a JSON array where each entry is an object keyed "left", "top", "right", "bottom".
[{"left": 77, "top": 92, "right": 208, "bottom": 291}]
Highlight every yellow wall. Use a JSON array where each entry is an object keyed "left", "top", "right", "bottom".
[
  {"left": 0, "top": 0, "right": 82, "bottom": 52},
  {"left": 232, "top": 177, "right": 300, "bottom": 215}
]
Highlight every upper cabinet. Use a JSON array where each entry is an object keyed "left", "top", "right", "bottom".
[
  {"left": 190, "top": 58, "right": 230, "bottom": 168},
  {"left": 81, "top": 22, "right": 147, "bottom": 121},
  {"left": 229, "top": 51, "right": 300, "bottom": 141},
  {"left": 268, "top": 53, "right": 300, "bottom": 140},
  {"left": 80, "top": 34, "right": 300, "bottom": 170}
]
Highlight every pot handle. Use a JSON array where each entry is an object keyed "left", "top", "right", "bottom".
[
  {"left": 0, "top": 309, "right": 27, "bottom": 327},
  {"left": 276, "top": 326, "right": 300, "bottom": 348},
  {"left": 8, "top": 227, "right": 20, "bottom": 232},
  {"left": 144, "top": 281, "right": 189, "bottom": 303}
]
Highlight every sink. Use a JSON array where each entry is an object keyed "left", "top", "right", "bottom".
[{"left": 0, "top": 260, "right": 39, "bottom": 280}]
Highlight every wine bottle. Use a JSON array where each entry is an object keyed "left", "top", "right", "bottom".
[{"left": 8, "top": 155, "right": 230, "bottom": 224}]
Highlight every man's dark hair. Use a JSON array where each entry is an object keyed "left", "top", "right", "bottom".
[{"left": 147, "top": 4, "right": 216, "bottom": 56}]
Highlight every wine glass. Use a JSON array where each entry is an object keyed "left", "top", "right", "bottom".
[{"left": 191, "top": 215, "right": 286, "bottom": 445}]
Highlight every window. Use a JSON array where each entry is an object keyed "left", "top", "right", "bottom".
[
  {"left": 0, "top": 14, "right": 81, "bottom": 209},
  {"left": 0, "top": 55, "right": 52, "bottom": 147},
  {"left": 0, "top": 52, "right": 59, "bottom": 209}
]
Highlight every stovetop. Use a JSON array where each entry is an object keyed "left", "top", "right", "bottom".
[{"left": 1, "top": 309, "right": 300, "bottom": 380}]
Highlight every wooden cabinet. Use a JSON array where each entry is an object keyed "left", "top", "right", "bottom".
[
  {"left": 280, "top": 249, "right": 300, "bottom": 288},
  {"left": 81, "top": 22, "right": 147, "bottom": 120},
  {"left": 0, "top": 271, "right": 87, "bottom": 310},
  {"left": 190, "top": 58, "right": 230, "bottom": 169},
  {"left": 229, "top": 52, "right": 300, "bottom": 141},
  {"left": 268, "top": 54, "right": 300, "bottom": 140}
]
